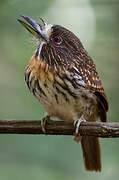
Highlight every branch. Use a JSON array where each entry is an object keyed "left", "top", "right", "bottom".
[{"left": 0, "top": 119, "right": 119, "bottom": 138}]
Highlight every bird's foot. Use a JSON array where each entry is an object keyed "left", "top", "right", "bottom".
[
  {"left": 41, "top": 115, "right": 50, "bottom": 133},
  {"left": 74, "top": 116, "right": 86, "bottom": 142}
]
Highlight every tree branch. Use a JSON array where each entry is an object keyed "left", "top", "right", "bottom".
[{"left": 0, "top": 119, "right": 119, "bottom": 138}]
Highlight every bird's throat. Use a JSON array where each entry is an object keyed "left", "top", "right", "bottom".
[{"left": 35, "top": 42, "right": 45, "bottom": 60}]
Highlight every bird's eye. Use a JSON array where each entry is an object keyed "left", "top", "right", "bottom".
[{"left": 52, "top": 37, "right": 62, "bottom": 45}]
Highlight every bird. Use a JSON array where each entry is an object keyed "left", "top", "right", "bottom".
[{"left": 18, "top": 15, "right": 109, "bottom": 172}]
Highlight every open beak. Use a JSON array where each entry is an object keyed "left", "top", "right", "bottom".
[{"left": 17, "top": 15, "right": 47, "bottom": 41}]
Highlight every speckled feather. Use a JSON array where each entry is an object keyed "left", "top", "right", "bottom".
[
  {"left": 22, "top": 20, "right": 109, "bottom": 172},
  {"left": 25, "top": 24, "right": 108, "bottom": 122}
]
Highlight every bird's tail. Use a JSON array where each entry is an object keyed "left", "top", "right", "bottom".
[{"left": 81, "top": 136, "right": 101, "bottom": 172}]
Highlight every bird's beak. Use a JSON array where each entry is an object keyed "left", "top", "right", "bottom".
[{"left": 17, "top": 15, "right": 50, "bottom": 41}]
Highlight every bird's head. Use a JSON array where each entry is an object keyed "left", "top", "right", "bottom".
[{"left": 18, "top": 15, "right": 85, "bottom": 69}]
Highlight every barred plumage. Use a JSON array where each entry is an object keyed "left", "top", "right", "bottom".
[{"left": 18, "top": 15, "right": 109, "bottom": 172}]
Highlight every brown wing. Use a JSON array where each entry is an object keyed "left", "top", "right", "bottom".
[{"left": 76, "top": 56, "right": 109, "bottom": 122}]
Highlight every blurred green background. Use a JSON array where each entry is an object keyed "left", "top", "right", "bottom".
[{"left": 0, "top": 0, "right": 119, "bottom": 179}]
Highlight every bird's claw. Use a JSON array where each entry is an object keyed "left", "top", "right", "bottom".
[
  {"left": 41, "top": 115, "right": 50, "bottom": 133},
  {"left": 74, "top": 117, "right": 86, "bottom": 142},
  {"left": 74, "top": 117, "right": 86, "bottom": 134}
]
